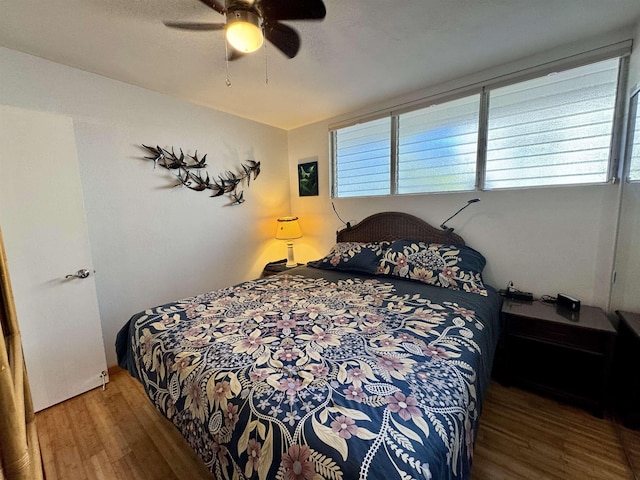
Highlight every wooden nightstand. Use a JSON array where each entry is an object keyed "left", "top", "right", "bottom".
[
  {"left": 613, "top": 310, "right": 640, "bottom": 428},
  {"left": 261, "top": 259, "right": 303, "bottom": 278},
  {"left": 501, "top": 298, "right": 616, "bottom": 416}
]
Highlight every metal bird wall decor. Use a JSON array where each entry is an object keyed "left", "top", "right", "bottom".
[{"left": 141, "top": 144, "right": 260, "bottom": 205}]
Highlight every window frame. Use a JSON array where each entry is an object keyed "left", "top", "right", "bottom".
[
  {"left": 623, "top": 86, "right": 640, "bottom": 183},
  {"left": 330, "top": 41, "right": 631, "bottom": 199}
]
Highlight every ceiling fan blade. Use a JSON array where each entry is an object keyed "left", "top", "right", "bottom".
[
  {"left": 262, "top": 0, "right": 326, "bottom": 21},
  {"left": 264, "top": 22, "right": 300, "bottom": 58},
  {"left": 163, "top": 21, "right": 226, "bottom": 31},
  {"left": 197, "top": 0, "right": 226, "bottom": 15}
]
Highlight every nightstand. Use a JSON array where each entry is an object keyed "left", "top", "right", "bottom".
[
  {"left": 261, "top": 259, "right": 302, "bottom": 278},
  {"left": 613, "top": 310, "right": 640, "bottom": 428},
  {"left": 501, "top": 299, "right": 616, "bottom": 417}
]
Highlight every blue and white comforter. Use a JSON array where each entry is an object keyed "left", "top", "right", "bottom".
[{"left": 117, "top": 267, "right": 500, "bottom": 480}]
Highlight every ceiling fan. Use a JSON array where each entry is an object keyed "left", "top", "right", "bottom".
[{"left": 164, "top": 0, "right": 326, "bottom": 60}]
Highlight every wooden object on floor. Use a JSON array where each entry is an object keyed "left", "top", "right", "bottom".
[
  {"left": 0, "top": 228, "right": 44, "bottom": 480},
  {"left": 36, "top": 367, "right": 640, "bottom": 480}
]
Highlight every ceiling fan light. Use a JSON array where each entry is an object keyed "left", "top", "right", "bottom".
[{"left": 226, "top": 10, "right": 263, "bottom": 53}]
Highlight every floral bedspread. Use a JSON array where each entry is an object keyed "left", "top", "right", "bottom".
[{"left": 117, "top": 268, "right": 500, "bottom": 480}]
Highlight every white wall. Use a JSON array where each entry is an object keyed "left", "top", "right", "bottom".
[
  {"left": 612, "top": 183, "right": 640, "bottom": 312},
  {"left": 0, "top": 47, "right": 291, "bottom": 366},
  {"left": 288, "top": 123, "right": 618, "bottom": 309},
  {"left": 610, "top": 18, "right": 640, "bottom": 313},
  {"left": 287, "top": 33, "right": 635, "bottom": 311}
]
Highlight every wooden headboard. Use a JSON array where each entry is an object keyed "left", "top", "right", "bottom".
[{"left": 336, "top": 212, "right": 466, "bottom": 245}]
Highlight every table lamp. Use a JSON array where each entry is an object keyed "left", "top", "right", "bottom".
[{"left": 275, "top": 216, "right": 302, "bottom": 267}]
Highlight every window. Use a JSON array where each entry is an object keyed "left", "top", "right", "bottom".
[
  {"left": 627, "top": 90, "right": 640, "bottom": 182},
  {"left": 331, "top": 52, "right": 627, "bottom": 198},
  {"left": 397, "top": 95, "right": 480, "bottom": 194},
  {"left": 332, "top": 117, "right": 391, "bottom": 197},
  {"left": 485, "top": 59, "right": 620, "bottom": 189}
]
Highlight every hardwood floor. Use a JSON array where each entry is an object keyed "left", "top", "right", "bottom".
[
  {"left": 36, "top": 368, "right": 640, "bottom": 480},
  {"left": 472, "top": 382, "right": 640, "bottom": 480},
  {"left": 36, "top": 368, "right": 215, "bottom": 480}
]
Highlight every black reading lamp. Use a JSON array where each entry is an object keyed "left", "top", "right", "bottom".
[{"left": 440, "top": 199, "right": 480, "bottom": 234}]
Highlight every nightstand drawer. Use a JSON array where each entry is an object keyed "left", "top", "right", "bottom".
[{"left": 508, "top": 315, "right": 609, "bottom": 354}]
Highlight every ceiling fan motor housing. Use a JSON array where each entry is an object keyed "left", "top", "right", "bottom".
[
  {"left": 226, "top": 0, "right": 263, "bottom": 17},
  {"left": 225, "top": 8, "right": 263, "bottom": 52}
]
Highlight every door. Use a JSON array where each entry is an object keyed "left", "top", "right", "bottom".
[{"left": 0, "top": 105, "right": 107, "bottom": 411}]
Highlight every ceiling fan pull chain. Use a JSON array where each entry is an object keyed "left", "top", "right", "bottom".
[{"left": 264, "top": 32, "right": 269, "bottom": 85}]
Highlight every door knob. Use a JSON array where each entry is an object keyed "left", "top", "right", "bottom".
[{"left": 65, "top": 269, "right": 91, "bottom": 279}]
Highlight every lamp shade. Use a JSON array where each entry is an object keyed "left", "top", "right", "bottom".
[
  {"left": 275, "top": 216, "right": 302, "bottom": 240},
  {"left": 226, "top": 10, "right": 264, "bottom": 53}
]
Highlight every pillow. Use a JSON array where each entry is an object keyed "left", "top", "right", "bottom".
[
  {"left": 308, "top": 241, "right": 391, "bottom": 275},
  {"left": 377, "top": 240, "right": 488, "bottom": 295}
]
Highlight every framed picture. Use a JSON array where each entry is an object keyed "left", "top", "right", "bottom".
[{"left": 298, "top": 160, "right": 318, "bottom": 196}]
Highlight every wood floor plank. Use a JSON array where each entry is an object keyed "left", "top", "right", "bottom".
[
  {"left": 54, "top": 444, "right": 91, "bottom": 480},
  {"left": 39, "top": 399, "right": 93, "bottom": 479},
  {"left": 35, "top": 424, "right": 58, "bottom": 480},
  {"left": 66, "top": 395, "right": 103, "bottom": 461},
  {"left": 617, "top": 421, "right": 640, "bottom": 479},
  {"left": 36, "top": 369, "right": 640, "bottom": 480},
  {"left": 472, "top": 381, "right": 636, "bottom": 480},
  {"left": 86, "top": 388, "right": 133, "bottom": 463},
  {"left": 104, "top": 390, "right": 179, "bottom": 480},
  {"left": 88, "top": 451, "right": 119, "bottom": 480},
  {"left": 119, "top": 374, "right": 214, "bottom": 479},
  {"left": 112, "top": 452, "right": 149, "bottom": 480}
]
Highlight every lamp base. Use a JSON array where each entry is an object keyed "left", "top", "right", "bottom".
[{"left": 286, "top": 241, "right": 297, "bottom": 267}]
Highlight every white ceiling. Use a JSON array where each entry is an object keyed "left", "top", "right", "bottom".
[{"left": 1, "top": 1, "right": 639, "bottom": 130}]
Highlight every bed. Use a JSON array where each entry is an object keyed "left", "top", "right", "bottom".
[{"left": 116, "top": 212, "right": 501, "bottom": 480}]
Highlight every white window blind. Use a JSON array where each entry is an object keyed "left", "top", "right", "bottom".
[
  {"left": 330, "top": 46, "right": 628, "bottom": 198},
  {"left": 485, "top": 58, "right": 620, "bottom": 189},
  {"left": 627, "top": 92, "right": 640, "bottom": 182},
  {"left": 397, "top": 95, "right": 480, "bottom": 194},
  {"left": 333, "top": 117, "right": 391, "bottom": 197}
]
